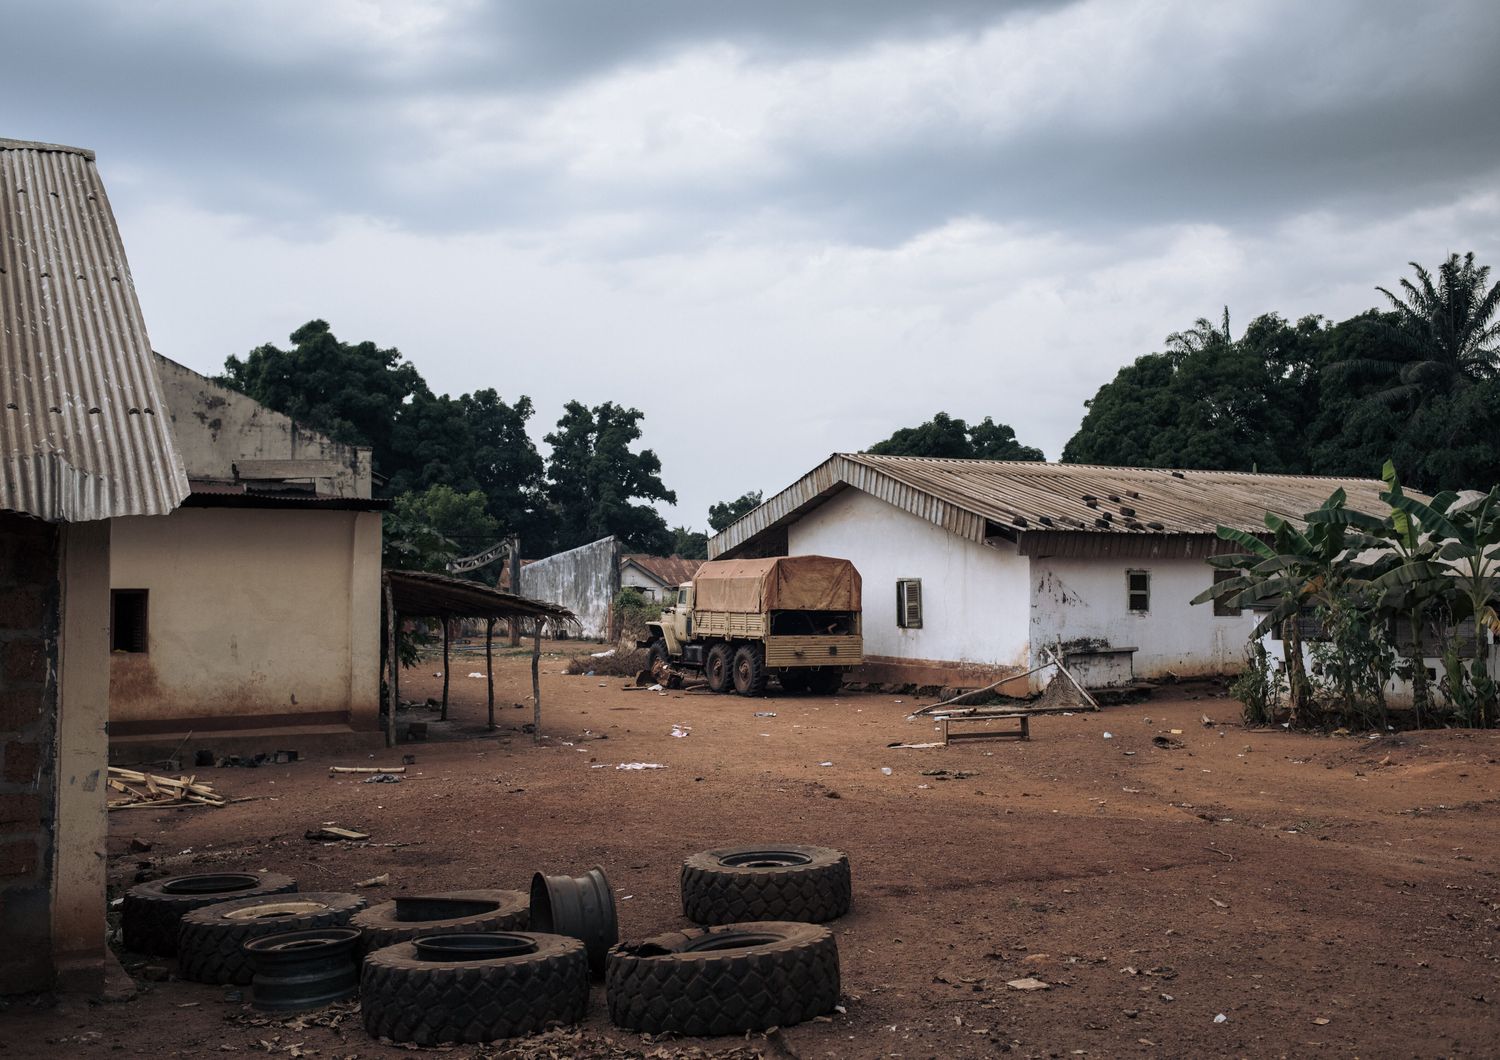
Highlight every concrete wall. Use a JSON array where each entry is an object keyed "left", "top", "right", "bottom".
[
  {"left": 1030, "top": 554, "right": 1251, "bottom": 681},
  {"left": 620, "top": 564, "right": 667, "bottom": 599},
  {"left": 1261, "top": 631, "right": 1500, "bottom": 709},
  {"left": 520, "top": 537, "right": 620, "bottom": 641},
  {"left": 108, "top": 508, "right": 382, "bottom": 736},
  {"left": 155, "top": 355, "right": 372, "bottom": 498},
  {"left": 787, "top": 489, "right": 1033, "bottom": 687},
  {"left": 0, "top": 512, "right": 60, "bottom": 994}
]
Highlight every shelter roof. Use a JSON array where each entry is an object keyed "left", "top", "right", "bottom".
[
  {"left": 620, "top": 553, "right": 703, "bottom": 587},
  {"left": 1, "top": 139, "right": 189, "bottom": 521},
  {"left": 386, "top": 568, "right": 576, "bottom": 623},
  {"left": 710, "top": 453, "right": 1408, "bottom": 559},
  {"left": 184, "top": 479, "right": 389, "bottom": 512}
]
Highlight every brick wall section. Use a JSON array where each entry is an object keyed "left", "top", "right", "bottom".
[{"left": 0, "top": 511, "right": 60, "bottom": 995}]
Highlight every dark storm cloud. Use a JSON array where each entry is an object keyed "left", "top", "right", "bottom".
[{"left": 2, "top": 0, "right": 1498, "bottom": 245}]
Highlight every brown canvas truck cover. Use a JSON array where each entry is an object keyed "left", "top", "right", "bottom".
[{"left": 692, "top": 555, "right": 861, "bottom": 613}]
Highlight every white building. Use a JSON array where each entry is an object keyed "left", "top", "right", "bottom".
[{"left": 708, "top": 454, "right": 1396, "bottom": 691}]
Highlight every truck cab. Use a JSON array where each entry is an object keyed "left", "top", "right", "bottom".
[{"left": 659, "top": 583, "right": 694, "bottom": 649}]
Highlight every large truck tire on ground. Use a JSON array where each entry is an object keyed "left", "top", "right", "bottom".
[{"left": 641, "top": 555, "right": 862, "bottom": 696}]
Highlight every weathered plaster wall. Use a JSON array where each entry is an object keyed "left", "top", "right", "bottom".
[
  {"left": 786, "top": 489, "right": 1033, "bottom": 683},
  {"left": 1029, "top": 554, "right": 1252, "bottom": 680},
  {"left": 0, "top": 511, "right": 60, "bottom": 994},
  {"left": 109, "top": 509, "right": 382, "bottom": 734},
  {"left": 1260, "top": 631, "right": 1499, "bottom": 709},
  {"left": 620, "top": 564, "right": 667, "bottom": 599},
  {"left": 155, "top": 355, "right": 372, "bottom": 497},
  {"left": 519, "top": 537, "right": 620, "bottom": 640}
]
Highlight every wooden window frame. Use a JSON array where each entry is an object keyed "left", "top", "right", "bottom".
[
  {"left": 897, "top": 578, "right": 923, "bottom": 629},
  {"left": 111, "top": 588, "right": 149, "bottom": 653},
  {"left": 1126, "top": 569, "right": 1150, "bottom": 614}
]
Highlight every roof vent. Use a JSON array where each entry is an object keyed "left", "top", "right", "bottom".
[
  {"left": 1147, "top": 521, "right": 1165, "bottom": 531},
  {"left": 1119, "top": 506, "right": 1135, "bottom": 516},
  {"left": 1081, "top": 494, "right": 1098, "bottom": 507},
  {"left": 1171, "top": 471, "right": 1185, "bottom": 479}
]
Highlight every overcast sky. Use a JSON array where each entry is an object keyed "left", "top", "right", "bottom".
[{"left": 6, "top": 0, "right": 1499, "bottom": 532}]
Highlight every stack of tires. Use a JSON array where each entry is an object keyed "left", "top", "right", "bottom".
[{"left": 606, "top": 843, "right": 850, "bottom": 1037}]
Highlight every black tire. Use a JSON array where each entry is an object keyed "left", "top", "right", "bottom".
[
  {"left": 361, "top": 933, "right": 589, "bottom": 1045},
  {"left": 805, "top": 668, "right": 844, "bottom": 696},
  {"left": 648, "top": 639, "right": 670, "bottom": 675},
  {"left": 779, "top": 670, "right": 809, "bottom": 694},
  {"left": 731, "top": 644, "right": 767, "bottom": 696},
  {"left": 607, "top": 921, "right": 839, "bottom": 1036},
  {"left": 121, "top": 872, "right": 297, "bottom": 957},
  {"left": 351, "top": 889, "right": 529, "bottom": 954},
  {"left": 681, "top": 844, "right": 851, "bottom": 925},
  {"left": 177, "top": 892, "right": 368, "bottom": 985},
  {"left": 705, "top": 642, "right": 734, "bottom": 694}
]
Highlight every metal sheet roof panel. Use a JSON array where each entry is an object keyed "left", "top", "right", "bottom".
[{"left": 0, "top": 139, "right": 188, "bottom": 522}]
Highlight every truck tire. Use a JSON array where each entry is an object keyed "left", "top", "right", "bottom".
[
  {"left": 361, "top": 933, "right": 589, "bottom": 1045},
  {"left": 705, "top": 643, "right": 734, "bottom": 694},
  {"left": 606, "top": 921, "right": 840, "bottom": 1036},
  {"left": 351, "top": 890, "right": 529, "bottom": 954},
  {"left": 681, "top": 844, "right": 851, "bottom": 925},
  {"left": 122, "top": 872, "right": 298, "bottom": 956},
  {"left": 647, "top": 638, "right": 670, "bottom": 675},
  {"left": 178, "top": 892, "right": 367, "bottom": 985},
  {"left": 806, "top": 669, "right": 844, "bottom": 696},
  {"left": 731, "top": 644, "right": 767, "bottom": 696}
]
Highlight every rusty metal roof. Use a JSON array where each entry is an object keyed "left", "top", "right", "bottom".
[
  {"left": 386, "top": 569, "right": 577, "bottom": 623},
  {"left": 1, "top": 138, "right": 188, "bottom": 522},
  {"left": 709, "top": 453, "right": 1402, "bottom": 558},
  {"left": 620, "top": 554, "right": 703, "bottom": 587}
]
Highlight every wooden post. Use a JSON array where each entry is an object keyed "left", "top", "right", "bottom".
[
  {"left": 486, "top": 618, "right": 496, "bottom": 732},
  {"left": 508, "top": 547, "right": 522, "bottom": 647},
  {"left": 441, "top": 617, "right": 451, "bottom": 721},
  {"left": 531, "top": 623, "right": 542, "bottom": 743},
  {"left": 384, "top": 576, "right": 397, "bottom": 749}
]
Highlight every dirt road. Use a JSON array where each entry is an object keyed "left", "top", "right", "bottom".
[{"left": 7, "top": 643, "right": 1500, "bottom": 1058}]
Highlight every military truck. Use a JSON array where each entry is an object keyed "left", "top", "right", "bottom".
[{"left": 642, "top": 555, "right": 862, "bottom": 695}]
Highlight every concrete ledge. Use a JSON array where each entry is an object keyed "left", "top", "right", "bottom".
[
  {"left": 851, "top": 655, "right": 1031, "bottom": 696},
  {"left": 109, "top": 724, "right": 384, "bottom": 766}
]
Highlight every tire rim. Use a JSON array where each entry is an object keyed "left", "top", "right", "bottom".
[
  {"left": 160, "top": 873, "right": 261, "bottom": 896},
  {"left": 393, "top": 896, "right": 500, "bottom": 922},
  {"left": 413, "top": 933, "right": 538, "bottom": 962},
  {"left": 222, "top": 900, "right": 330, "bottom": 921},
  {"left": 529, "top": 866, "right": 618, "bottom": 975},
  {"left": 719, "top": 850, "right": 813, "bottom": 869},
  {"left": 244, "top": 928, "right": 360, "bottom": 955}
]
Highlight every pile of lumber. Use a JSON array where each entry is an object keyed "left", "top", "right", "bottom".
[{"left": 107, "top": 767, "right": 226, "bottom": 810}]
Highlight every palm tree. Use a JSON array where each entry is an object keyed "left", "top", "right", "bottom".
[{"left": 1375, "top": 252, "right": 1500, "bottom": 404}]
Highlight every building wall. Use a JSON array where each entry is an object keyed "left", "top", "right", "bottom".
[
  {"left": 1030, "top": 553, "right": 1251, "bottom": 680},
  {"left": 786, "top": 489, "right": 1033, "bottom": 685},
  {"left": 519, "top": 537, "right": 620, "bottom": 640},
  {"left": 108, "top": 508, "right": 382, "bottom": 734},
  {"left": 155, "top": 356, "right": 372, "bottom": 498},
  {"left": 620, "top": 565, "right": 667, "bottom": 599},
  {"left": 0, "top": 511, "right": 60, "bottom": 994}
]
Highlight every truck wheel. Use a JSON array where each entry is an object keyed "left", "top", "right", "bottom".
[
  {"left": 806, "top": 669, "right": 844, "bottom": 696},
  {"left": 122, "top": 872, "right": 298, "bottom": 956},
  {"left": 178, "top": 891, "right": 368, "bottom": 985},
  {"left": 647, "top": 639, "right": 671, "bottom": 682},
  {"left": 705, "top": 643, "right": 734, "bottom": 694},
  {"left": 606, "top": 921, "right": 840, "bottom": 1036},
  {"left": 731, "top": 644, "right": 767, "bottom": 696},
  {"left": 779, "top": 671, "right": 809, "bottom": 694},
  {"left": 680, "top": 844, "right": 851, "bottom": 925}
]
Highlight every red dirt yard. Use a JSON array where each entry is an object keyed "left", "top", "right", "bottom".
[{"left": 6, "top": 642, "right": 1500, "bottom": 1058}]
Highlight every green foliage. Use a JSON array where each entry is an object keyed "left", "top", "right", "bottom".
[
  {"left": 543, "top": 401, "right": 677, "bottom": 554},
  {"left": 708, "top": 491, "right": 763, "bottom": 533},
  {"left": 1063, "top": 253, "right": 1500, "bottom": 493},
  {"left": 393, "top": 485, "right": 498, "bottom": 556},
  {"left": 1230, "top": 641, "right": 1285, "bottom": 727},
  {"left": 671, "top": 526, "right": 709, "bottom": 559},
  {"left": 613, "top": 587, "right": 661, "bottom": 646},
  {"left": 867, "top": 412, "right": 1044, "bottom": 461},
  {"left": 1307, "top": 601, "right": 1395, "bottom": 729}
]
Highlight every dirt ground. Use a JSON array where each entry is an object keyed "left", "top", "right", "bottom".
[{"left": 5, "top": 640, "right": 1500, "bottom": 1058}]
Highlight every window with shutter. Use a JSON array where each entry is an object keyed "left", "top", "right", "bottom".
[
  {"left": 111, "top": 589, "right": 149, "bottom": 653},
  {"left": 896, "top": 579, "right": 923, "bottom": 629},
  {"left": 1126, "top": 570, "right": 1150, "bottom": 613}
]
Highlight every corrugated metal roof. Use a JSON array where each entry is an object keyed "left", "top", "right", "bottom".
[
  {"left": 620, "top": 554, "right": 703, "bottom": 587},
  {"left": 0, "top": 138, "right": 188, "bottom": 522},
  {"left": 709, "top": 453, "right": 1405, "bottom": 558}
]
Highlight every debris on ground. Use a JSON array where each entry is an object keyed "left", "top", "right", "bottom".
[
  {"left": 921, "top": 769, "right": 978, "bottom": 780},
  {"left": 354, "top": 873, "right": 390, "bottom": 888},
  {"left": 107, "top": 767, "right": 226, "bottom": 810},
  {"left": 1153, "top": 735, "right": 1185, "bottom": 750},
  {"left": 670, "top": 725, "right": 691, "bottom": 738},
  {"left": 362, "top": 772, "right": 403, "bottom": 784},
  {"left": 755, "top": 711, "right": 778, "bottom": 718},
  {"left": 888, "top": 741, "right": 944, "bottom": 749},
  {"left": 616, "top": 762, "right": 666, "bottom": 770},
  {"left": 328, "top": 765, "right": 407, "bottom": 775},
  {"left": 469, "top": 671, "right": 487, "bottom": 678},
  {"left": 1007, "top": 977, "right": 1051, "bottom": 991},
  {"left": 304, "top": 826, "right": 369, "bottom": 842}
]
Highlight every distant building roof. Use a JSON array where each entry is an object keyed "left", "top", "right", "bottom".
[
  {"left": 710, "top": 453, "right": 1406, "bottom": 559},
  {"left": 0, "top": 138, "right": 188, "bottom": 522},
  {"left": 620, "top": 554, "right": 703, "bottom": 587}
]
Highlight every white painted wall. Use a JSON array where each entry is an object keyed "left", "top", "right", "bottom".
[
  {"left": 1259, "top": 630, "right": 1499, "bottom": 709},
  {"left": 1030, "top": 554, "right": 1253, "bottom": 680},
  {"left": 620, "top": 565, "right": 666, "bottom": 599},
  {"left": 786, "top": 488, "right": 1032, "bottom": 670}
]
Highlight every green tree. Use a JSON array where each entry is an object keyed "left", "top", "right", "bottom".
[
  {"left": 220, "top": 320, "right": 423, "bottom": 470},
  {"left": 708, "top": 491, "right": 763, "bottom": 533},
  {"left": 393, "top": 484, "right": 499, "bottom": 555},
  {"left": 671, "top": 526, "right": 709, "bottom": 560},
  {"left": 543, "top": 401, "right": 676, "bottom": 554},
  {"left": 1374, "top": 252, "right": 1500, "bottom": 405},
  {"left": 868, "top": 412, "right": 1044, "bottom": 461}
]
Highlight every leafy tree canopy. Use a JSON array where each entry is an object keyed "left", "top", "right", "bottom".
[
  {"left": 867, "top": 413, "right": 1044, "bottom": 462},
  {"left": 543, "top": 401, "right": 677, "bottom": 554},
  {"left": 708, "top": 490, "right": 763, "bottom": 533},
  {"left": 671, "top": 526, "right": 709, "bottom": 560}
]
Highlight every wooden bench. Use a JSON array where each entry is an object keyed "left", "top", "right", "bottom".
[{"left": 939, "top": 712, "right": 1031, "bottom": 744}]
